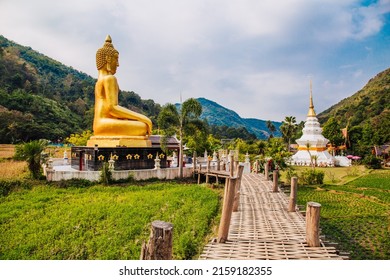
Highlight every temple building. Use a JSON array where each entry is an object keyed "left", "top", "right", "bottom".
[{"left": 290, "top": 83, "right": 335, "bottom": 167}]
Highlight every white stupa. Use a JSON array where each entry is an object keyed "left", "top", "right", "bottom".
[{"left": 291, "top": 83, "right": 335, "bottom": 166}]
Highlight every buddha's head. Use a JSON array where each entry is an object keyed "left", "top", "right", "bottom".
[{"left": 96, "top": 35, "right": 119, "bottom": 74}]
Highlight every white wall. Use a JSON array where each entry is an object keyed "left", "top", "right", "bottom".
[{"left": 46, "top": 167, "right": 194, "bottom": 182}]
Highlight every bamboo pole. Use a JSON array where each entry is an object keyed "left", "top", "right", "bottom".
[
  {"left": 306, "top": 202, "right": 321, "bottom": 247},
  {"left": 206, "top": 159, "right": 211, "bottom": 184},
  {"left": 197, "top": 164, "right": 201, "bottom": 184},
  {"left": 229, "top": 154, "right": 234, "bottom": 177},
  {"left": 233, "top": 164, "right": 245, "bottom": 212},
  {"left": 218, "top": 177, "right": 237, "bottom": 243},
  {"left": 272, "top": 170, "right": 278, "bottom": 192},
  {"left": 288, "top": 177, "right": 298, "bottom": 212},
  {"left": 264, "top": 162, "right": 269, "bottom": 180},
  {"left": 141, "top": 220, "right": 173, "bottom": 260},
  {"left": 192, "top": 151, "right": 197, "bottom": 175}
]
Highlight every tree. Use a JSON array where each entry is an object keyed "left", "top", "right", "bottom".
[
  {"left": 266, "top": 120, "right": 277, "bottom": 139},
  {"left": 264, "top": 138, "right": 291, "bottom": 170},
  {"left": 280, "top": 116, "right": 298, "bottom": 151},
  {"left": 322, "top": 117, "right": 343, "bottom": 148},
  {"left": 14, "top": 139, "right": 48, "bottom": 179},
  {"left": 158, "top": 98, "right": 204, "bottom": 178},
  {"left": 257, "top": 140, "right": 267, "bottom": 156},
  {"left": 65, "top": 130, "right": 93, "bottom": 146},
  {"left": 294, "top": 120, "right": 305, "bottom": 140}
]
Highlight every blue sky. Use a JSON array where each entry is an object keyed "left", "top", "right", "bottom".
[{"left": 1, "top": 0, "right": 389, "bottom": 122}]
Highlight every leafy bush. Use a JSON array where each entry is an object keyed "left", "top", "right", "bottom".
[
  {"left": 284, "top": 167, "right": 298, "bottom": 185},
  {"left": 363, "top": 155, "right": 382, "bottom": 169},
  {"left": 52, "top": 179, "right": 95, "bottom": 189},
  {"left": 65, "top": 130, "right": 93, "bottom": 146},
  {"left": 176, "top": 231, "right": 197, "bottom": 260},
  {"left": 299, "top": 169, "right": 325, "bottom": 185},
  {"left": 14, "top": 140, "right": 48, "bottom": 179},
  {"left": 0, "top": 179, "right": 32, "bottom": 196},
  {"left": 100, "top": 162, "right": 112, "bottom": 185}
]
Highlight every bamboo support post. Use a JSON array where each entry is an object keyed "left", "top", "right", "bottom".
[
  {"left": 229, "top": 154, "right": 234, "bottom": 177},
  {"left": 218, "top": 177, "right": 237, "bottom": 243},
  {"left": 141, "top": 220, "right": 173, "bottom": 260},
  {"left": 217, "top": 158, "right": 220, "bottom": 171},
  {"left": 192, "top": 151, "right": 197, "bottom": 175},
  {"left": 232, "top": 164, "right": 245, "bottom": 212},
  {"left": 206, "top": 159, "right": 211, "bottom": 184},
  {"left": 288, "top": 177, "right": 298, "bottom": 212},
  {"left": 272, "top": 170, "right": 278, "bottom": 192},
  {"left": 306, "top": 202, "right": 321, "bottom": 247},
  {"left": 197, "top": 164, "right": 201, "bottom": 184},
  {"left": 264, "top": 162, "right": 269, "bottom": 180}
]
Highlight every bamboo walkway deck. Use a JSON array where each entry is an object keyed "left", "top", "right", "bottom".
[{"left": 199, "top": 173, "right": 343, "bottom": 260}]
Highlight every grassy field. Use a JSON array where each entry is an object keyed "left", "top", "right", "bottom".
[
  {"left": 280, "top": 165, "right": 370, "bottom": 185},
  {"left": 0, "top": 181, "right": 221, "bottom": 260},
  {"left": 0, "top": 144, "right": 15, "bottom": 159},
  {"left": 0, "top": 144, "right": 29, "bottom": 180},
  {"left": 295, "top": 169, "right": 390, "bottom": 259},
  {"left": 0, "top": 144, "right": 66, "bottom": 180},
  {"left": 1, "top": 144, "right": 388, "bottom": 259}
]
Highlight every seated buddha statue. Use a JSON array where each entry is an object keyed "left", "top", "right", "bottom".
[{"left": 87, "top": 35, "right": 152, "bottom": 147}]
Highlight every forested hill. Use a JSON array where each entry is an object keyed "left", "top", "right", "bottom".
[
  {"left": 197, "top": 97, "right": 282, "bottom": 139},
  {"left": 0, "top": 35, "right": 161, "bottom": 143},
  {"left": 5, "top": 35, "right": 387, "bottom": 146},
  {"left": 0, "top": 35, "right": 283, "bottom": 143},
  {"left": 317, "top": 67, "right": 390, "bottom": 145}
]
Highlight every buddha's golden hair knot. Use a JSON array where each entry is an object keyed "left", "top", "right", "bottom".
[{"left": 96, "top": 35, "right": 119, "bottom": 70}]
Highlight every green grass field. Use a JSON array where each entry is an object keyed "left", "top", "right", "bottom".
[
  {"left": 296, "top": 170, "right": 390, "bottom": 259},
  {"left": 0, "top": 181, "right": 221, "bottom": 260},
  {"left": 1, "top": 144, "right": 389, "bottom": 260}
]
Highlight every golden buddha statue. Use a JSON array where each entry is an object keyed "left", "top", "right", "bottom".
[{"left": 87, "top": 35, "right": 152, "bottom": 147}]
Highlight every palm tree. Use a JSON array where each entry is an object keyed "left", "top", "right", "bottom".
[
  {"left": 266, "top": 120, "right": 277, "bottom": 139},
  {"left": 280, "top": 116, "right": 298, "bottom": 151},
  {"left": 257, "top": 140, "right": 267, "bottom": 155},
  {"left": 158, "top": 98, "right": 204, "bottom": 178},
  {"left": 14, "top": 139, "right": 48, "bottom": 179}
]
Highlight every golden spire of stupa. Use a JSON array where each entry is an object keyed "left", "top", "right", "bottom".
[{"left": 307, "top": 80, "right": 316, "bottom": 117}]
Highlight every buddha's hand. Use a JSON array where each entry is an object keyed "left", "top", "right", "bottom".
[{"left": 144, "top": 117, "right": 152, "bottom": 135}]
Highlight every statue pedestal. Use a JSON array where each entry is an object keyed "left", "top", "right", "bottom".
[
  {"left": 87, "top": 136, "right": 152, "bottom": 148},
  {"left": 71, "top": 146, "right": 166, "bottom": 171}
]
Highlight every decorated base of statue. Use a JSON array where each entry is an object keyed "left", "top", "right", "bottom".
[
  {"left": 86, "top": 136, "right": 152, "bottom": 148},
  {"left": 71, "top": 146, "right": 167, "bottom": 171}
]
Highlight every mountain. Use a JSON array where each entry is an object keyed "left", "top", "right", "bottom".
[
  {"left": 197, "top": 97, "right": 282, "bottom": 139},
  {"left": 317, "top": 67, "right": 390, "bottom": 145},
  {"left": 6, "top": 34, "right": 387, "bottom": 145},
  {"left": 0, "top": 35, "right": 283, "bottom": 143},
  {"left": 0, "top": 35, "right": 160, "bottom": 143}
]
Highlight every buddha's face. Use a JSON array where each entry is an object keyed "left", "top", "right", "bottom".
[{"left": 107, "top": 53, "right": 119, "bottom": 74}]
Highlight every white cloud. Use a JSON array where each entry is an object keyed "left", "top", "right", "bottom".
[{"left": 0, "top": 0, "right": 389, "bottom": 123}]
